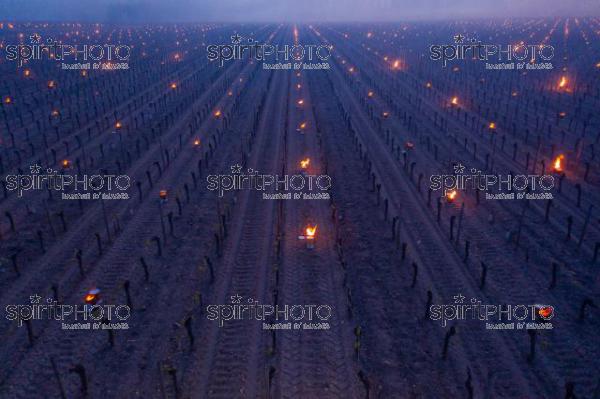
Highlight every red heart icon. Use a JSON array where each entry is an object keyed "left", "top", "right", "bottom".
[{"left": 538, "top": 306, "right": 554, "bottom": 320}]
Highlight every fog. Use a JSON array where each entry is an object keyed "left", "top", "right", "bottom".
[{"left": 1, "top": 0, "right": 599, "bottom": 22}]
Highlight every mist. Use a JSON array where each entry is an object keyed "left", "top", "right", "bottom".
[{"left": 1, "top": 0, "right": 599, "bottom": 22}]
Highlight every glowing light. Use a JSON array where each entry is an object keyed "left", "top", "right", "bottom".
[
  {"left": 193, "top": 138, "right": 201, "bottom": 147},
  {"left": 228, "top": 91, "right": 233, "bottom": 96},
  {"left": 47, "top": 80, "right": 56, "bottom": 89},
  {"left": 446, "top": 190, "right": 458, "bottom": 202},
  {"left": 81, "top": 70, "right": 87, "bottom": 77},
  {"left": 511, "top": 91, "right": 518, "bottom": 97},
  {"left": 426, "top": 82, "right": 432, "bottom": 88},
  {"left": 84, "top": 288, "right": 101, "bottom": 304},
  {"left": 214, "top": 110, "right": 222, "bottom": 118},
  {"left": 305, "top": 225, "right": 317, "bottom": 239},
  {"left": 297, "top": 99, "right": 304, "bottom": 106},
  {"left": 300, "top": 158, "right": 310, "bottom": 169},
  {"left": 367, "top": 91, "right": 374, "bottom": 98},
  {"left": 558, "top": 76, "right": 568, "bottom": 89},
  {"left": 382, "top": 111, "right": 389, "bottom": 118},
  {"left": 159, "top": 190, "right": 168, "bottom": 200},
  {"left": 51, "top": 109, "right": 60, "bottom": 117},
  {"left": 23, "top": 69, "right": 31, "bottom": 77},
  {"left": 404, "top": 141, "right": 414, "bottom": 150},
  {"left": 3, "top": 96, "right": 12, "bottom": 104},
  {"left": 450, "top": 96, "right": 459, "bottom": 106},
  {"left": 558, "top": 111, "right": 566, "bottom": 119},
  {"left": 170, "top": 82, "right": 177, "bottom": 89},
  {"left": 348, "top": 67, "right": 354, "bottom": 73},
  {"left": 552, "top": 154, "right": 565, "bottom": 173},
  {"left": 391, "top": 59, "right": 403, "bottom": 70},
  {"left": 489, "top": 122, "right": 496, "bottom": 130},
  {"left": 115, "top": 121, "right": 122, "bottom": 129}
]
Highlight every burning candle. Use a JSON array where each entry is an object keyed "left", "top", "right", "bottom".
[
  {"left": 170, "top": 82, "right": 177, "bottom": 89},
  {"left": 214, "top": 110, "right": 222, "bottom": 118},
  {"left": 552, "top": 154, "right": 565, "bottom": 173},
  {"left": 558, "top": 76, "right": 568, "bottom": 89},
  {"left": 305, "top": 225, "right": 317, "bottom": 239},
  {"left": 159, "top": 190, "right": 168, "bottom": 200},
  {"left": 3, "top": 96, "right": 12, "bottom": 104},
  {"left": 488, "top": 122, "right": 496, "bottom": 130},
  {"left": 115, "top": 121, "right": 122, "bottom": 129},
  {"left": 300, "top": 158, "right": 310, "bottom": 169},
  {"left": 47, "top": 80, "right": 56, "bottom": 89},
  {"left": 84, "top": 288, "right": 101, "bottom": 304},
  {"left": 193, "top": 138, "right": 201, "bottom": 147},
  {"left": 23, "top": 69, "right": 31, "bottom": 77},
  {"left": 299, "top": 122, "right": 307, "bottom": 130},
  {"left": 61, "top": 159, "right": 70, "bottom": 168},
  {"left": 446, "top": 189, "right": 458, "bottom": 202},
  {"left": 450, "top": 96, "right": 459, "bottom": 106}
]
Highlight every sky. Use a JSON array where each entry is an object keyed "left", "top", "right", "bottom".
[{"left": 1, "top": 0, "right": 599, "bottom": 22}]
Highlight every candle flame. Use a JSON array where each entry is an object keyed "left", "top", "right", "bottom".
[
  {"left": 558, "top": 76, "right": 568, "bottom": 88},
  {"left": 446, "top": 189, "right": 458, "bottom": 202},
  {"left": 159, "top": 189, "right": 168, "bottom": 199},
  {"left": 115, "top": 121, "right": 122, "bottom": 129},
  {"left": 193, "top": 138, "right": 201, "bottom": 146},
  {"left": 451, "top": 96, "right": 459, "bottom": 106},
  {"left": 214, "top": 110, "right": 222, "bottom": 117},
  {"left": 489, "top": 122, "right": 496, "bottom": 130},
  {"left": 170, "top": 82, "right": 177, "bottom": 89},
  {"left": 300, "top": 158, "right": 310, "bottom": 169},
  {"left": 553, "top": 154, "right": 565, "bottom": 173},
  {"left": 305, "top": 225, "right": 317, "bottom": 238}
]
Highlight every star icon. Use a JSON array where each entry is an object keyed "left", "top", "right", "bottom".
[
  {"left": 231, "top": 34, "right": 242, "bottom": 44},
  {"left": 30, "top": 294, "right": 42, "bottom": 304},
  {"left": 453, "top": 34, "right": 465, "bottom": 44},
  {"left": 30, "top": 164, "right": 41, "bottom": 174},
  {"left": 453, "top": 294, "right": 465, "bottom": 304},
  {"left": 453, "top": 163, "right": 465, "bottom": 174},
  {"left": 30, "top": 33, "right": 41, "bottom": 44},
  {"left": 231, "top": 164, "right": 242, "bottom": 174},
  {"left": 230, "top": 294, "right": 242, "bottom": 304}
]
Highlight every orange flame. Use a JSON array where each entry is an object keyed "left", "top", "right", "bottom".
[
  {"left": 489, "top": 122, "right": 496, "bottom": 130},
  {"left": 61, "top": 159, "right": 70, "bottom": 168},
  {"left": 47, "top": 80, "right": 55, "bottom": 89},
  {"left": 367, "top": 91, "right": 374, "bottom": 98},
  {"left": 297, "top": 99, "right": 304, "bottom": 105},
  {"left": 558, "top": 76, "right": 568, "bottom": 88},
  {"left": 193, "top": 138, "right": 201, "bottom": 146},
  {"left": 426, "top": 82, "right": 432, "bottom": 88},
  {"left": 446, "top": 190, "right": 458, "bottom": 202},
  {"left": 305, "top": 225, "right": 317, "bottom": 238},
  {"left": 159, "top": 189, "right": 168, "bottom": 200},
  {"left": 115, "top": 121, "right": 122, "bottom": 129},
  {"left": 382, "top": 111, "right": 389, "bottom": 118},
  {"left": 299, "top": 122, "right": 307, "bottom": 130},
  {"left": 300, "top": 158, "right": 310, "bottom": 169},
  {"left": 84, "top": 294, "right": 97, "bottom": 303},
  {"left": 170, "top": 82, "right": 177, "bottom": 89},
  {"left": 553, "top": 154, "right": 565, "bottom": 173},
  {"left": 451, "top": 96, "right": 459, "bottom": 106},
  {"left": 23, "top": 69, "right": 31, "bottom": 77}
]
